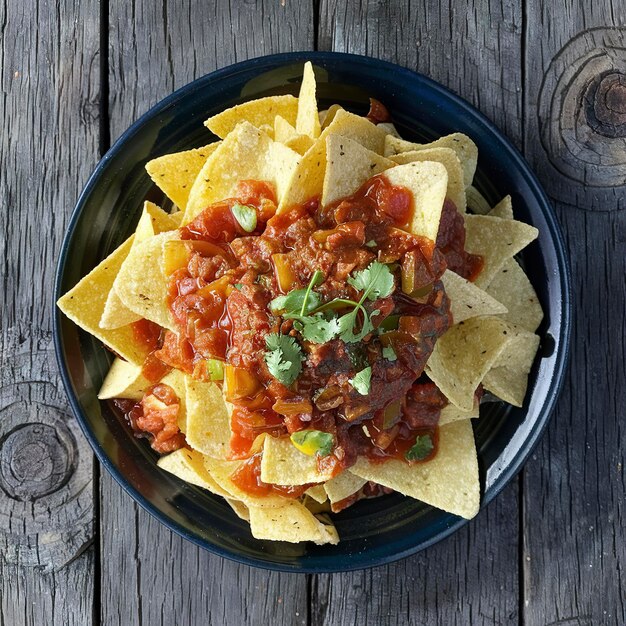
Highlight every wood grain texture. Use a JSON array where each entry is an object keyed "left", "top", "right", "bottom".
[
  {"left": 315, "top": 2, "right": 522, "bottom": 624},
  {"left": 523, "top": 2, "right": 626, "bottom": 623},
  {"left": 101, "top": 1, "right": 314, "bottom": 624},
  {"left": 0, "top": 0, "right": 98, "bottom": 618}
]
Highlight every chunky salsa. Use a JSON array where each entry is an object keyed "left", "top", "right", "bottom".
[{"left": 115, "top": 172, "right": 485, "bottom": 498}]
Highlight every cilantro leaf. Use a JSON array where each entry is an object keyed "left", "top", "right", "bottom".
[
  {"left": 405, "top": 434, "right": 434, "bottom": 461},
  {"left": 347, "top": 261, "right": 395, "bottom": 301},
  {"left": 337, "top": 306, "right": 374, "bottom": 343},
  {"left": 295, "top": 314, "right": 341, "bottom": 344},
  {"left": 382, "top": 345, "right": 397, "bottom": 361},
  {"left": 350, "top": 366, "right": 372, "bottom": 395},
  {"left": 270, "top": 289, "right": 321, "bottom": 315},
  {"left": 231, "top": 203, "right": 257, "bottom": 232},
  {"left": 264, "top": 333, "right": 304, "bottom": 385}
]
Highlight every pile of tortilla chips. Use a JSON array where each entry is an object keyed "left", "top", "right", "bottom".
[{"left": 58, "top": 62, "right": 543, "bottom": 545}]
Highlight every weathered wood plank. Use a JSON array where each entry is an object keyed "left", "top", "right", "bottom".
[
  {"left": 523, "top": 4, "right": 626, "bottom": 624},
  {"left": 315, "top": 2, "right": 523, "bottom": 623},
  {"left": 0, "top": 0, "right": 99, "bottom": 619},
  {"left": 102, "top": 1, "right": 314, "bottom": 624}
]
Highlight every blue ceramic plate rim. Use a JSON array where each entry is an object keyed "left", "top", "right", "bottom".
[{"left": 54, "top": 51, "right": 572, "bottom": 573}]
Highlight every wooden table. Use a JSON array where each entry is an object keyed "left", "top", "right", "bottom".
[{"left": 2, "top": 1, "right": 624, "bottom": 624}]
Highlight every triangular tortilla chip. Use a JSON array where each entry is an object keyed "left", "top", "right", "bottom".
[
  {"left": 486, "top": 258, "right": 543, "bottom": 332},
  {"left": 439, "top": 398, "right": 480, "bottom": 425},
  {"left": 383, "top": 161, "right": 448, "bottom": 242},
  {"left": 158, "top": 448, "right": 231, "bottom": 497},
  {"left": 351, "top": 419, "right": 479, "bottom": 519},
  {"left": 390, "top": 147, "right": 466, "bottom": 213},
  {"left": 260, "top": 436, "right": 336, "bottom": 485},
  {"left": 183, "top": 122, "right": 300, "bottom": 223},
  {"left": 425, "top": 316, "right": 514, "bottom": 410},
  {"left": 146, "top": 144, "right": 219, "bottom": 210},
  {"left": 304, "top": 485, "right": 328, "bottom": 503},
  {"left": 114, "top": 231, "right": 178, "bottom": 331},
  {"left": 466, "top": 185, "right": 492, "bottom": 215},
  {"left": 57, "top": 237, "right": 150, "bottom": 365},
  {"left": 249, "top": 500, "right": 339, "bottom": 545},
  {"left": 319, "top": 104, "right": 343, "bottom": 129},
  {"left": 322, "top": 135, "right": 395, "bottom": 207},
  {"left": 324, "top": 109, "right": 386, "bottom": 153},
  {"left": 464, "top": 214, "right": 539, "bottom": 288},
  {"left": 101, "top": 202, "right": 178, "bottom": 329},
  {"left": 377, "top": 122, "right": 401, "bottom": 138},
  {"left": 323, "top": 471, "right": 367, "bottom": 506},
  {"left": 488, "top": 195, "right": 514, "bottom": 220},
  {"left": 295, "top": 61, "right": 321, "bottom": 139},
  {"left": 204, "top": 95, "right": 298, "bottom": 139},
  {"left": 441, "top": 269, "right": 508, "bottom": 324},
  {"left": 98, "top": 358, "right": 149, "bottom": 401},
  {"left": 184, "top": 377, "right": 231, "bottom": 458},
  {"left": 384, "top": 133, "right": 478, "bottom": 188}
]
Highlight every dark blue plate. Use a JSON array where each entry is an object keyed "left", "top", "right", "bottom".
[{"left": 54, "top": 52, "right": 572, "bottom": 572}]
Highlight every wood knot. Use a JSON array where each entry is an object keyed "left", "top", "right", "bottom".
[
  {"left": 537, "top": 27, "right": 626, "bottom": 209},
  {"left": 585, "top": 72, "right": 626, "bottom": 138},
  {"left": 0, "top": 422, "right": 75, "bottom": 501}
]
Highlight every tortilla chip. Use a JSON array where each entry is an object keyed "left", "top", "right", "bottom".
[
  {"left": 439, "top": 398, "right": 480, "bottom": 425},
  {"left": 323, "top": 471, "right": 367, "bottom": 506},
  {"left": 425, "top": 316, "right": 514, "bottom": 411},
  {"left": 441, "top": 269, "right": 507, "bottom": 324},
  {"left": 249, "top": 500, "right": 339, "bottom": 545},
  {"left": 274, "top": 114, "right": 297, "bottom": 142},
  {"left": 378, "top": 122, "right": 401, "bottom": 138},
  {"left": 202, "top": 457, "right": 285, "bottom": 508},
  {"left": 466, "top": 185, "right": 492, "bottom": 215},
  {"left": 260, "top": 436, "right": 337, "bottom": 485},
  {"left": 57, "top": 237, "right": 152, "bottom": 365},
  {"left": 146, "top": 144, "right": 219, "bottom": 210},
  {"left": 184, "top": 122, "right": 300, "bottom": 223},
  {"left": 389, "top": 147, "right": 466, "bottom": 213},
  {"left": 322, "top": 135, "right": 394, "bottom": 207},
  {"left": 98, "top": 358, "right": 149, "bottom": 401},
  {"left": 319, "top": 104, "right": 343, "bottom": 129},
  {"left": 486, "top": 258, "right": 543, "bottom": 332},
  {"left": 295, "top": 61, "right": 321, "bottom": 139},
  {"left": 384, "top": 133, "right": 478, "bottom": 188},
  {"left": 304, "top": 485, "right": 328, "bottom": 503},
  {"left": 351, "top": 420, "right": 479, "bottom": 519},
  {"left": 204, "top": 95, "right": 298, "bottom": 139},
  {"left": 324, "top": 109, "right": 386, "bottom": 153},
  {"left": 464, "top": 214, "right": 539, "bottom": 288},
  {"left": 488, "top": 195, "right": 514, "bottom": 220},
  {"left": 100, "top": 202, "right": 178, "bottom": 329},
  {"left": 383, "top": 161, "right": 448, "bottom": 242},
  {"left": 114, "top": 231, "right": 178, "bottom": 331},
  {"left": 226, "top": 498, "right": 250, "bottom": 521},
  {"left": 184, "top": 377, "right": 231, "bottom": 458},
  {"left": 158, "top": 448, "right": 231, "bottom": 497}
]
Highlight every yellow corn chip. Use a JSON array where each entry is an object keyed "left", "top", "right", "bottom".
[
  {"left": 204, "top": 95, "right": 298, "bottom": 139},
  {"left": 319, "top": 104, "right": 343, "bottom": 129},
  {"left": 384, "top": 133, "right": 478, "bottom": 188},
  {"left": 249, "top": 500, "right": 339, "bottom": 545},
  {"left": 425, "top": 316, "right": 514, "bottom": 411},
  {"left": 114, "top": 231, "right": 178, "bottom": 331},
  {"left": 383, "top": 161, "right": 448, "bottom": 242},
  {"left": 466, "top": 185, "right": 492, "bottom": 215},
  {"left": 101, "top": 202, "right": 178, "bottom": 329},
  {"left": 260, "top": 436, "right": 336, "bottom": 485},
  {"left": 441, "top": 269, "right": 508, "bottom": 324},
  {"left": 351, "top": 419, "right": 479, "bottom": 519},
  {"left": 184, "top": 377, "right": 231, "bottom": 459},
  {"left": 98, "top": 358, "right": 149, "bottom": 401},
  {"left": 486, "top": 258, "right": 543, "bottom": 332},
  {"left": 304, "top": 485, "right": 328, "bottom": 503},
  {"left": 390, "top": 147, "right": 466, "bottom": 213},
  {"left": 158, "top": 448, "right": 231, "bottom": 497},
  {"left": 146, "top": 144, "right": 219, "bottom": 210},
  {"left": 322, "top": 135, "right": 395, "bottom": 207},
  {"left": 295, "top": 61, "right": 321, "bottom": 139},
  {"left": 323, "top": 471, "right": 367, "bottom": 507},
  {"left": 439, "top": 398, "right": 480, "bottom": 425},
  {"left": 488, "top": 195, "right": 514, "bottom": 220},
  {"left": 378, "top": 121, "right": 402, "bottom": 138},
  {"left": 57, "top": 237, "right": 151, "bottom": 365},
  {"left": 464, "top": 214, "right": 539, "bottom": 288}
]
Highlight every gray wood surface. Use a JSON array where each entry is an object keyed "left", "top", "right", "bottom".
[{"left": 1, "top": 0, "right": 625, "bottom": 624}]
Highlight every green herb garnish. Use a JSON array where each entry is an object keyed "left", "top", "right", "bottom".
[
  {"left": 231, "top": 203, "right": 257, "bottom": 233},
  {"left": 347, "top": 261, "right": 395, "bottom": 301},
  {"left": 264, "top": 333, "right": 304, "bottom": 385},
  {"left": 350, "top": 366, "right": 372, "bottom": 395},
  {"left": 405, "top": 434, "right": 434, "bottom": 461},
  {"left": 382, "top": 345, "right": 397, "bottom": 362}
]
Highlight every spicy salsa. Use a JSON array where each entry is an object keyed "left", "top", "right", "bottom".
[{"left": 118, "top": 175, "right": 481, "bottom": 497}]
